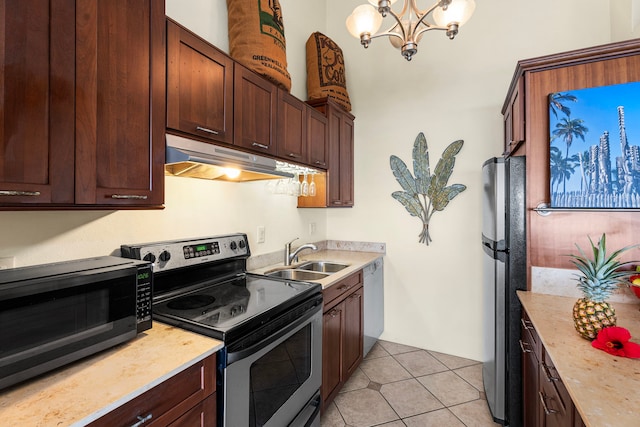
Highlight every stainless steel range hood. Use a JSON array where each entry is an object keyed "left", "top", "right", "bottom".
[{"left": 165, "top": 134, "right": 294, "bottom": 182}]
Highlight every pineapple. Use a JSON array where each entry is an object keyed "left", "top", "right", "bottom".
[{"left": 568, "top": 234, "right": 637, "bottom": 340}]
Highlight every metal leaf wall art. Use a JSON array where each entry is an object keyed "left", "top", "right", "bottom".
[{"left": 390, "top": 132, "right": 467, "bottom": 245}]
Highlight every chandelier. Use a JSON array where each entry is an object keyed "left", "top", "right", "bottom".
[{"left": 346, "top": 0, "right": 476, "bottom": 61}]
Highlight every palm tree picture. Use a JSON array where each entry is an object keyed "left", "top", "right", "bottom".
[{"left": 548, "top": 82, "right": 640, "bottom": 208}]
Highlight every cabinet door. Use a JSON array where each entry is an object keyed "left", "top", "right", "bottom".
[
  {"left": 277, "top": 88, "right": 307, "bottom": 162},
  {"left": 167, "top": 20, "right": 234, "bottom": 145},
  {"left": 307, "top": 106, "right": 328, "bottom": 169},
  {"left": 327, "top": 106, "right": 354, "bottom": 207},
  {"left": 504, "top": 76, "right": 525, "bottom": 157},
  {"left": 234, "top": 64, "right": 277, "bottom": 156},
  {"left": 521, "top": 339, "right": 539, "bottom": 427},
  {"left": 342, "top": 287, "right": 363, "bottom": 378},
  {"left": 322, "top": 303, "right": 344, "bottom": 406},
  {"left": 75, "top": 0, "right": 165, "bottom": 206},
  {"left": 0, "top": 0, "right": 75, "bottom": 206}
]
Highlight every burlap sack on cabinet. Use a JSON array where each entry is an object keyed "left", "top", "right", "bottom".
[
  {"left": 227, "top": 0, "right": 291, "bottom": 91},
  {"left": 306, "top": 32, "right": 351, "bottom": 112}
]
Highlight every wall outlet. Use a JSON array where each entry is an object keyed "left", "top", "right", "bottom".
[
  {"left": 309, "top": 222, "right": 317, "bottom": 235},
  {"left": 257, "top": 226, "right": 266, "bottom": 243},
  {"left": 0, "top": 256, "right": 15, "bottom": 270}
]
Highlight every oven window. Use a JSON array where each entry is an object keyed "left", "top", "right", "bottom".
[{"left": 249, "top": 324, "right": 311, "bottom": 427}]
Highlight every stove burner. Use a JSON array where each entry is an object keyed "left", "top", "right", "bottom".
[{"left": 167, "top": 294, "right": 215, "bottom": 310}]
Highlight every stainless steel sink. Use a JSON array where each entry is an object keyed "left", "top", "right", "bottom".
[
  {"left": 265, "top": 269, "right": 330, "bottom": 281},
  {"left": 297, "top": 261, "right": 350, "bottom": 273}
]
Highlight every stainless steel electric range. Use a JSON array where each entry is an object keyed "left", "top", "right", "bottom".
[{"left": 121, "top": 233, "right": 322, "bottom": 427}]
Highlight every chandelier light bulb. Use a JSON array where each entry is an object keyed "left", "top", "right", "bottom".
[
  {"left": 347, "top": 0, "right": 475, "bottom": 61},
  {"left": 346, "top": 4, "right": 383, "bottom": 39},
  {"left": 433, "top": 0, "right": 476, "bottom": 28}
]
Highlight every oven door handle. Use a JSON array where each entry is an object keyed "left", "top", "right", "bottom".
[
  {"left": 290, "top": 391, "right": 321, "bottom": 427},
  {"left": 226, "top": 303, "right": 321, "bottom": 365}
]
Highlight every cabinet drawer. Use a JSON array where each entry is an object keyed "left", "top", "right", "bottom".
[
  {"left": 89, "top": 354, "right": 216, "bottom": 427},
  {"left": 167, "top": 393, "right": 216, "bottom": 427},
  {"left": 323, "top": 270, "right": 363, "bottom": 309}
]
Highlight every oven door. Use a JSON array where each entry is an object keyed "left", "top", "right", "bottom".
[{"left": 222, "top": 304, "right": 322, "bottom": 427}]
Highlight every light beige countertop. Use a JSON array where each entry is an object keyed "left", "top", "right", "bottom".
[
  {"left": 0, "top": 322, "right": 223, "bottom": 427},
  {"left": 518, "top": 291, "right": 640, "bottom": 427},
  {"left": 250, "top": 249, "right": 383, "bottom": 289}
]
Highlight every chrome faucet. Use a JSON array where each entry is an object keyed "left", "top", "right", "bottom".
[{"left": 284, "top": 237, "right": 318, "bottom": 266}]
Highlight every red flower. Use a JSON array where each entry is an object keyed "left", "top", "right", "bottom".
[{"left": 592, "top": 326, "right": 640, "bottom": 358}]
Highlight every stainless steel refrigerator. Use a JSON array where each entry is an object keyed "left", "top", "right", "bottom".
[{"left": 481, "top": 156, "right": 526, "bottom": 427}]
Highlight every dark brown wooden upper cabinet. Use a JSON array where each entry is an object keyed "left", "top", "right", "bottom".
[
  {"left": 233, "top": 64, "right": 277, "bottom": 156},
  {"left": 307, "top": 106, "right": 329, "bottom": 169},
  {"left": 0, "top": 0, "right": 75, "bottom": 206},
  {"left": 75, "top": 0, "right": 165, "bottom": 207},
  {"left": 326, "top": 101, "right": 354, "bottom": 207},
  {"left": 0, "top": 0, "right": 164, "bottom": 209},
  {"left": 276, "top": 88, "right": 307, "bottom": 162},
  {"left": 166, "top": 19, "right": 234, "bottom": 145}
]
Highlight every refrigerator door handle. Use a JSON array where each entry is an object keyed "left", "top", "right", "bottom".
[{"left": 482, "top": 234, "right": 507, "bottom": 252}]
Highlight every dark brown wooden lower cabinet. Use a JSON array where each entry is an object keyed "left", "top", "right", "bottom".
[
  {"left": 321, "top": 271, "right": 364, "bottom": 409},
  {"left": 521, "top": 310, "right": 585, "bottom": 427},
  {"left": 88, "top": 354, "right": 216, "bottom": 427}
]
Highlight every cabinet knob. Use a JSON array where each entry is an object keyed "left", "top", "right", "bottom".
[
  {"left": 520, "top": 318, "right": 534, "bottom": 330},
  {"left": 110, "top": 194, "right": 148, "bottom": 200},
  {"left": 541, "top": 362, "right": 560, "bottom": 382},
  {"left": 130, "top": 413, "right": 153, "bottom": 427},
  {"left": 196, "top": 126, "right": 219, "bottom": 135},
  {"left": 518, "top": 339, "right": 532, "bottom": 353},
  {"left": 538, "top": 392, "right": 558, "bottom": 415},
  {"left": 0, "top": 190, "right": 41, "bottom": 196}
]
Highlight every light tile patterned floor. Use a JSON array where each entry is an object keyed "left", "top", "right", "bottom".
[{"left": 321, "top": 340, "right": 503, "bottom": 427}]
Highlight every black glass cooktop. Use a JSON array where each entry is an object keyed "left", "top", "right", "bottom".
[{"left": 152, "top": 273, "right": 320, "bottom": 343}]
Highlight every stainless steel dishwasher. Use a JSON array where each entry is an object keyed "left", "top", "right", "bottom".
[{"left": 363, "top": 257, "right": 384, "bottom": 356}]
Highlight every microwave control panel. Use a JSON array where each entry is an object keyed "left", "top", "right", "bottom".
[{"left": 135, "top": 264, "right": 153, "bottom": 333}]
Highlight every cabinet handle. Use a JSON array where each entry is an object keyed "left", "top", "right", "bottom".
[
  {"left": 252, "top": 142, "right": 269, "bottom": 150},
  {"left": 337, "top": 285, "right": 350, "bottom": 292},
  {"left": 314, "top": 161, "right": 326, "bottom": 166},
  {"left": 110, "top": 194, "right": 148, "bottom": 200},
  {"left": 333, "top": 201, "right": 343, "bottom": 205},
  {"left": 196, "top": 126, "right": 219, "bottom": 135},
  {"left": 329, "top": 309, "right": 340, "bottom": 317},
  {"left": 538, "top": 391, "right": 558, "bottom": 415},
  {"left": 541, "top": 362, "right": 560, "bottom": 382},
  {"left": 519, "top": 339, "right": 532, "bottom": 353},
  {"left": 287, "top": 153, "right": 301, "bottom": 158},
  {"left": 0, "top": 190, "right": 41, "bottom": 196},
  {"left": 130, "top": 413, "right": 153, "bottom": 427},
  {"left": 520, "top": 318, "right": 534, "bottom": 330}
]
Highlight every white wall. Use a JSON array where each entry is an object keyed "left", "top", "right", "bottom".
[
  {"left": 324, "top": 0, "right": 612, "bottom": 360},
  {"left": 610, "top": 0, "right": 640, "bottom": 41},
  {"left": 0, "top": 0, "right": 625, "bottom": 361}
]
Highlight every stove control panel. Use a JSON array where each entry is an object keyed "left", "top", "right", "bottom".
[{"left": 121, "top": 234, "right": 250, "bottom": 273}]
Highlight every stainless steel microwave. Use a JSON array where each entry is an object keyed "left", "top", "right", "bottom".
[{"left": 0, "top": 256, "right": 152, "bottom": 391}]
